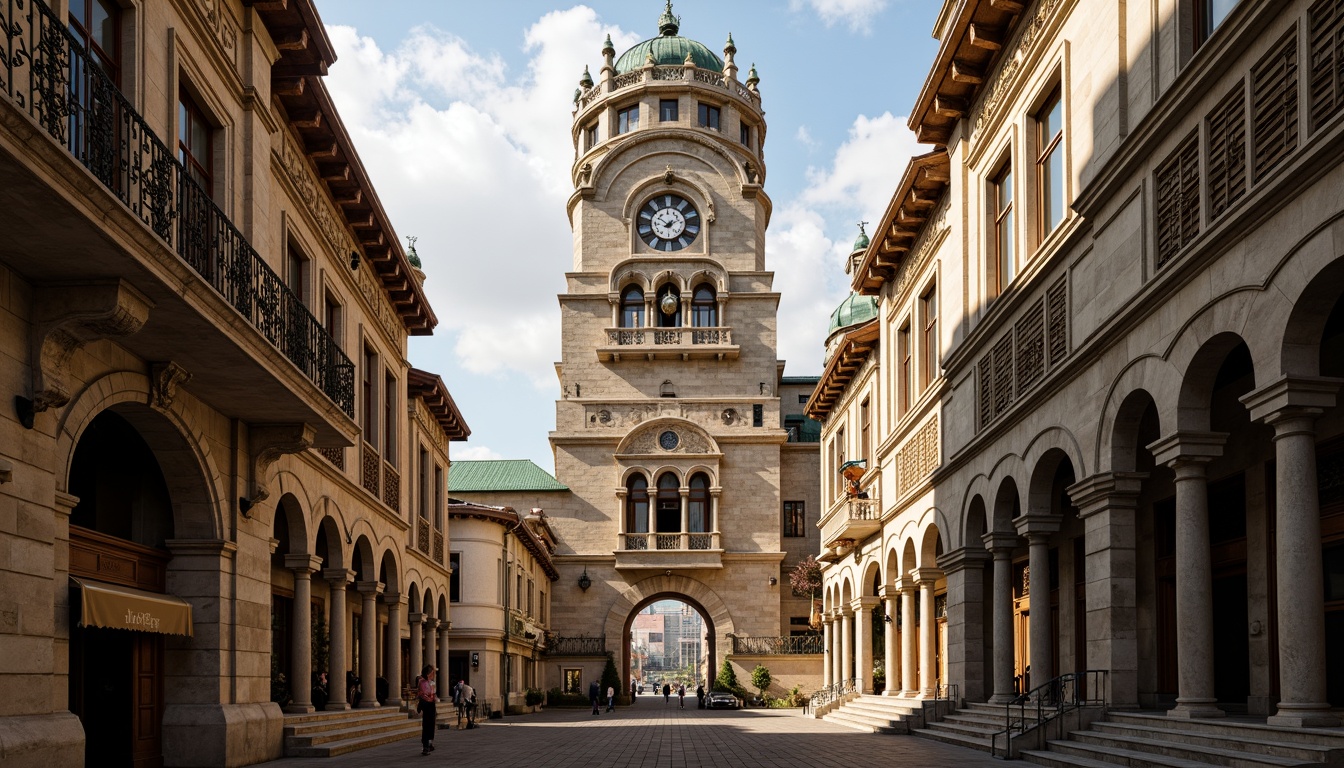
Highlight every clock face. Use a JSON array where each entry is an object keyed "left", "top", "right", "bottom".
[{"left": 638, "top": 194, "right": 700, "bottom": 251}]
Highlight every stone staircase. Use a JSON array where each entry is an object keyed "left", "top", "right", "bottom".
[
  {"left": 913, "top": 701, "right": 1012, "bottom": 752},
  {"left": 283, "top": 704, "right": 444, "bottom": 757},
  {"left": 821, "top": 694, "right": 927, "bottom": 734},
  {"left": 1020, "top": 711, "right": 1344, "bottom": 768}
]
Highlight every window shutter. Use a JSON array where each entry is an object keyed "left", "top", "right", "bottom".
[
  {"left": 1309, "top": 0, "right": 1344, "bottom": 131},
  {"left": 1252, "top": 29, "right": 1299, "bottom": 181},
  {"left": 1208, "top": 82, "right": 1247, "bottom": 219},
  {"left": 992, "top": 332, "right": 1015, "bottom": 419},
  {"left": 1015, "top": 299, "right": 1046, "bottom": 392},
  {"left": 1046, "top": 276, "right": 1069, "bottom": 367},
  {"left": 978, "top": 354, "right": 995, "bottom": 430},
  {"left": 1154, "top": 130, "right": 1200, "bottom": 269}
]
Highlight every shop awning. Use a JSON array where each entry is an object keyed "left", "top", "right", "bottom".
[{"left": 71, "top": 577, "right": 194, "bottom": 637}]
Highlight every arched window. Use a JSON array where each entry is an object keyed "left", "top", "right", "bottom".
[
  {"left": 621, "top": 285, "right": 645, "bottom": 328},
  {"left": 626, "top": 474, "right": 649, "bottom": 533},
  {"left": 656, "top": 285, "right": 681, "bottom": 327},
  {"left": 656, "top": 472, "right": 681, "bottom": 533},
  {"left": 691, "top": 284, "right": 717, "bottom": 327},
  {"left": 688, "top": 473, "right": 710, "bottom": 533}
]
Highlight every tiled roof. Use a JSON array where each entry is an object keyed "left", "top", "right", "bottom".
[{"left": 448, "top": 460, "right": 568, "bottom": 492}]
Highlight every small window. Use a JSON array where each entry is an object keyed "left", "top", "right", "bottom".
[
  {"left": 1194, "top": 0, "right": 1239, "bottom": 49},
  {"left": 324, "top": 292, "right": 343, "bottom": 349},
  {"left": 434, "top": 464, "right": 443, "bottom": 528},
  {"left": 418, "top": 447, "right": 430, "bottom": 519},
  {"left": 691, "top": 284, "right": 717, "bottom": 327},
  {"left": 584, "top": 123, "right": 598, "bottom": 150},
  {"left": 383, "top": 370, "right": 396, "bottom": 463},
  {"left": 798, "top": 394, "right": 808, "bottom": 404},
  {"left": 921, "top": 283, "right": 938, "bottom": 388},
  {"left": 287, "top": 242, "right": 309, "bottom": 306},
  {"left": 740, "top": 123, "right": 751, "bottom": 146},
  {"left": 617, "top": 105, "right": 639, "bottom": 134},
  {"left": 697, "top": 103, "right": 720, "bottom": 130},
  {"left": 660, "top": 99, "right": 679, "bottom": 122},
  {"left": 564, "top": 669, "right": 582, "bottom": 694},
  {"left": 990, "top": 161, "right": 1015, "bottom": 296},
  {"left": 626, "top": 474, "right": 650, "bottom": 533},
  {"left": 620, "top": 285, "right": 645, "bottom": 328},
  {"left": 860, "top": 398, "right": 870, "bottom": 463},
  {"left": 783, "top": 501, "right": 805, "bottom": 538},
  {"left": 1036, "top": 88, "right": 1064, "bottom": 238},
  {"left": 69, "top": 0, "right": 121, "bottom": 85},
  {"left": 752, "top": 403, "right": 763, "bottom": 427},
  {"left": 361, "top": 346, "right": 378, "bottom": 442},
  {"left": 688, "top": 473, "right": 710, "bottom": 533},
  {"left": 898, "top": 322, "right": 912, "bottom": 415},
  {"left": 450, "top": 553, "right": 461, "bottom": 602},
  {"left": 178, "top": 89, "right": 213, "bottom": 194}
]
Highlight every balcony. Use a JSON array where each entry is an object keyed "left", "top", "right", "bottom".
[
  {"left": 730, "top": 635, "right": 823, "bottom": 655},
  {"left": 614, "top": 531, "right": 723, "bottom": 570},
  {"left": 597, "top": 327, "right": 738, "bottom": 362},
  {"left": 0, "top": 0, "right": 355, "bottom": 444},
  {"left": 818, "top": 497, "right": 882, "bottom": 550}
]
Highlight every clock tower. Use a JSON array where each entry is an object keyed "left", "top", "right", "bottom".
[{"left": 543, "top": 2, "right": 821, "bottom": 691}]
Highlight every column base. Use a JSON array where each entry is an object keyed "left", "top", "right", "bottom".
[
  {"left": 357, "top": 700, "right": 381, "bottom": 709},
  {"left": 324, "top": 702, "right": 351, "bottom": 711},
  {"left": 882, "top": 689, "right": 904, "bottom": 697},
  {"left": 282, "top": 703, "right": 315, "bottom": 714},
  {"left": 1167, "top": 700, "right": 1224, "bottom": 719},
  {"left": 1267, "top": 705, "right": 1341, "bottom": 728},
  {"left": 988, "top": 693, "right": 1017, "bottom": 705}
]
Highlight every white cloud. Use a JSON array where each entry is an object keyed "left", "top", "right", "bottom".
[
  {"left": 454, "top": 445, "right": 505, "bottom": 461},
  {"left": 795, "top": 124, "right": 817, "bottom": 149},
  {"left": 802, "top": 112, "right": 919, "bottom": 212},
  {"left": 790, "top": 0, "right": 888, "bottom": 31}
]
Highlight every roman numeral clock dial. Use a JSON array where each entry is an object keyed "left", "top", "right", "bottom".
[{"left": 637, "top": 194, "right": 700, "bottom": 251}]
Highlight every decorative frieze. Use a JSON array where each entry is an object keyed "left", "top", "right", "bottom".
[
  {"left": 189, "top": 0, "right": 239, "bottom": 69},
  {"left": 585, "top": 402, "right": 754, "bottom": 431},
  {"left": 969, "top": 0, "right": 1067, "bottom": 149},
  {"left": 896, "top": 415, "right": 940, "bottom": 496},
  {"left": 891, "top": 196, "right": 949, "bottom": 303}
]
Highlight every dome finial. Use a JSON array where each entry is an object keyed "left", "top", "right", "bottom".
[
  {"left": 405, "top": 235, "right": 422, "bottom": 269},
  {"left": 852, "top": 221, "right": 870, "bottom": 252},
  {"left": 602, "top": 33, "right": 615, "bottom": 55},
  {"left": 724, "top": 32, "right": 736, "bottom": 55},
  {"left": 658, "top": 0, "right": 680, "bottom": 36},
  {"left": 579, "top": 65, "right": 593, "bottom": 88}
]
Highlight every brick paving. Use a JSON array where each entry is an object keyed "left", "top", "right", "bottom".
[{"left": 256, "top": 697, "right": 1008, "bottom": 768}]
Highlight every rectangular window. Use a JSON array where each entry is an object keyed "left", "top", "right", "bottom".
[
  {"left": 177, "top": 89, "right": 213, "bottom": 193},
  {"left": 418, "top": 447, "right": 429, "bottom": 520},
  {"left": 860, "top": 398, "right": 870, "bottom": 463},
  {"left": 324, "top": 292, "right": 342, "bottom": 349},
  {"left": 740, "top": 123, "right": 751, "bottom": 146},
  {"left": 1036, "top": 88, "right": 1064, "bottom": 238},
  {"left": 361, "top": 346, "right": 377, "bottom": 443},
  {"left": 921, "top": 283, "right": 939, "bottom": 388},
  {"left": 1195, "top": 0, "right": 1239, "bottom": 49},
  {"left": 383, "top": 370, "right": 396, "bottom": 462},
  {"left": 752, "top": 403, "right": 763, "bottom": 427},
  {"left": 991, "top": 161, "right": 1015, "bottom": 295},
  {"left": 287, "top": 242, "right": 309, "bottom": 306},
  {"left": 783, "top": 501, "right": 806, "bottom": 537},
  {"left": 69, "top": 0, "right": 121, "bottom": 85},
  {"left": 584, "top": 123, "right": 598, "bottom": 150},
  {"left": 798, "top": 394, "right": 808, "bottom": 404},
  {"left": 449, "top": 553, "right": 461, "bottom": 602},
  {"left": 564, "top": 668, "right": 582, "bottom": 694},
  {"left": 617, "top": 105, "right": 639, "bottom": 134},
  {"left": 898, "top": 322, "right": 912, "bottom": 415},
  {"left": 434, "top": 464, "right": 444, "bottom": 528},
  {"left": 698, "top": 103, "right": 720, "bottom": 130},
  {"left": 660, "top": 99, "right": 679, "bottom": 122}
]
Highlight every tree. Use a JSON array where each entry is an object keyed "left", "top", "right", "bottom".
[
  {"left": 601, "top": 654, "right": 621, "bottom": 701},
  {"left": 750, "top": 664, "right": 772, "bottom": 701},
  {"left": 789, "top": 556, "right": 822, "bottom": 599},
  {"left": 714, "top": 658, "right": 745, "bottom": 699}
]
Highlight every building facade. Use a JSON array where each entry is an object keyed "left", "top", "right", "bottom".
[
  {"left": 0, "top": 1, "right": 470, "bottom": 766},
  {"left": 812, "top": 0, "right": 1344, "bottom": 735}
]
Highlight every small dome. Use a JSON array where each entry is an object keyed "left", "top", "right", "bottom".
[
  {"left": 828, "top": 293, "right": 878, "bottom": 336},
  {"left": 614, "top": 2, "right": 724, "bottom": 74},
  {"left": 852, "top": 223, "right": 870, "bottom": 253}
]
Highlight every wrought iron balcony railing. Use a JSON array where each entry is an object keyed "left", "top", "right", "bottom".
[
  {"left": 544, "top": 635, "right": 607, "bottom": 656},
  {"left": 730, "top": 635, "right": 823, "bottom": 655},
  {"left": 0, "top": 0, "right": 354, "bottom": 416},
  {"left": 621, "top": 531, "right": 719, "bottom": 551}
]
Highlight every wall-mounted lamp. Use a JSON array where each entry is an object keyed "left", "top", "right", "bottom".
[
  {"left": 349, "top": 250, "right": 361, "bottom": 271},
  {"left": 768, "top": 576, "right": 777, "bottom": 586},
  {"left": 471, "top": 651, "right": 480, "bottom": 668},
  {"left": 577, "top": 568, "right": 592, "bottom": 591}
]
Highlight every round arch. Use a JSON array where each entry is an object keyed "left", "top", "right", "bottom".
[{"left": 605, "top": 574, "right": 737, "bottom": 692}]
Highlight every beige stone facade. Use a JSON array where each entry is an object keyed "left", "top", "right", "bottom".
[
  {"left": 0, "top": 1, "right": 468, "bottom": 765},
  {"left": 813, "top": 0, "right": 1344, "bottom": 730}
]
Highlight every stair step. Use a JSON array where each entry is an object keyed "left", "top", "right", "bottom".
[
  {"left": 1021, "top": 748, "right": 1152, "bottom": 768},
  {"left": 822, "top": 711, "right": 903, "bottom": 734},
  {"left": 284, "top": 724, "right": 422, "bottom": 758},
  {"left": 1106, "top": 713, "right": 1344, "bottom": 748},
  {"left": 1044, "top": 739, "right": 1304, "bottom": 768},
  {"left": 286, "top": 717, "right": 423, "bottom": 747},
  {"left": 913, "top": 726, "right": 997, "bottom": 753},
  {"left": 282, "top": 707, "right": 401, "bottom": 725},
  {"left": 1087, "top": 722, "right": 1341, "bottom": 763},
  {"left": 925, "top": 719, "right": 1001, "bottom": 737},
  {"left": 1065, "top": 731, "right": 1308, "bottom": 768},
  {"left": 283, "top": 711, "right": 410, "bottom": 736}
]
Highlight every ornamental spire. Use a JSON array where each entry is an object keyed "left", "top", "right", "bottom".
[{"left": 658, "top": 0, "right": 680, "bottom": 36}]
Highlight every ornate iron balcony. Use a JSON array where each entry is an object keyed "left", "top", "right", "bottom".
[{"left": 730, "top": 635, "right": 823, "bottom": 655}]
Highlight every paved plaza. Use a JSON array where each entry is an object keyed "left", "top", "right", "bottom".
[{"left": 257, "top": 700, "right": 1007, "bottom": 768}]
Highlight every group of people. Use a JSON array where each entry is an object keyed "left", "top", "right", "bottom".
[
  {"left": 414, "top": 666, "right": 477, "bottom": 756},
  {"left": 593, "top": 679, "right": 708, "bottom": 712},
  {"left": 656, "top": 682, "right": 706, "bottom": 709}
]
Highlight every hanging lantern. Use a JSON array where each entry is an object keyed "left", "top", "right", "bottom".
[{"left": 660, "top": 290, "right": 679, "bottom": 316}]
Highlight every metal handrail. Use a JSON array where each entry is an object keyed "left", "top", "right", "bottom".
[
  {"left": 989, "top": 670, "right": 1108, "bottom": 759},
  {"left": 807, "top": 677, "right": 858, "bottom": 710}
]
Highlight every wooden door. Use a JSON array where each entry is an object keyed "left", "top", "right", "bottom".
[{"left": 131, "top": 634, "right": 164, "bottom": 768}]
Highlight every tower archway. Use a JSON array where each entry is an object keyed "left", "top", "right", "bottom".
[{"left": 605, "top": 574, "right": 737, "bottom": 698}]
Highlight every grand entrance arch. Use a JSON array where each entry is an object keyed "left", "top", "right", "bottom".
[{"left": 604, "top": 575, "right": 737, "bottom": 697}]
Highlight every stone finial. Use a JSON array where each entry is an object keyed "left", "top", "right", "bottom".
[
  {"left": 746, "top": 63, "right": 760, "bottom": 91},
  {"left": 579, "top": 64, "right": 594, "bottom": 88},
  {"left": 658, "top": 0, "right": 680, "bottom": 36},
  {"left": 724, "top": 32, "right": 736, "bottom": 55},
  {"left": 602, "top": 33, "right": 615, "bottom": 56}
]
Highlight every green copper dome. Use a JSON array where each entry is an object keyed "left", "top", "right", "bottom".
[
  {"left": 852, "top": 223, "right": 870, "bottom": 253},
  {"left": 828, "top": 293, "right": 878, "bottom": 335},
  {"left": 614, "top": 2, "right": 724, "bottom": 74}
]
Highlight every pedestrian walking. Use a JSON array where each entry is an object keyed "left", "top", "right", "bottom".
[
  {"left": 696, "top": 683, "right": 705, "bottom": 709},
  {"left": 630, "top": 679, "right": 637, "bottom": 699},
  {"left": 415, "top": 665, "right": 438, "bottom": 756},
  {"left": 589, "top": 680, "right": 602, "bottom": 715},
  {"left": 606, "top": 685, "right": 615, "bottom": 712},
  {"left": 461, "top": 681, "right": 477, "bottom": 728},
  {"left": 662, "top": 682, "right": 670, "bottom": 703},
  {"left": 677, "top": 683, "right": 686, "bottom": 709}
]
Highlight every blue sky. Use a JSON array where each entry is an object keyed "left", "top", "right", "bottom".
[{"left": 314, "top": 0, "right": 941, "bottom": 470}]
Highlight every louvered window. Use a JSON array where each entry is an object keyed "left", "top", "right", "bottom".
[
  {"left": 992, "top": 333, "right": 1015, "bottom": 418},
  {"left": 1252, "top": 29, "right": 1299, "bottom": 181},
  {"left": 1154, "top": 131, "right": 1200, "bottom": 269},
  {"left": 1015, "top": 299, "right": 1046, "bottom": 392},
  {"left": 1046, "top": 277, "right": 1069, "bottom": 366},
  {"left": 978, "top": 355, "right": 995, "bottom": 429},
  {"left": 1309, "top": 0, "right": 1344, "bottom": 131},
  {"left": 1208, "top": 82, "right": 1246, "bottom": 218}
]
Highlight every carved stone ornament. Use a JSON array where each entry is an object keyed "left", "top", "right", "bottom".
[
  {"left": 22, "top": 281, "right": 152, "bottom": 425},
  {"left": 246, "top": 423, "right": 317, "bottom": 506},
  {"left": 721, "top": 408, "right": 736, "bottom": 425},
  {"left": 664, "top": 165, "right": 676, "bottom": 184},
  {"left": 743, "top": 161, "right": 759, "bottom": 184},
  {"left": 579, "top": 162, "right": 593, "bottom": 184},
  {"left": 621, "top": 419, "right": 714, "bottom": 455},
  {"left": 150, "top": 362, "right": 193, "bottom": 410}
]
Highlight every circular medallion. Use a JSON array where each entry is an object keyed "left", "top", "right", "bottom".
[{"left": 659, "top": 430, "right": 679, "bottom": 450}]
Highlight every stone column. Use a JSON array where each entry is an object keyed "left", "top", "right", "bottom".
[
  {"left": 855, "top": 597, "right": 877, "bottom": 693},
  {"left": 284, "top": 555, "right": 322, "bottom": 712},
  {"left": 983, "top": 532, "right": 1019, "bottom": 703},
  {"left": 822, "top": 618, "right": 833, "bottom": 687},
  {"left": 939, "top": 548, "right": 991, "bottom": 703},
  {"left": 408, "top": 612, "right": 424, "bottom": 684},
  {"left": 383, "top": 593, "right": 404, "bottom": 705},
  {"left": 616, "top": 489, "right": 627, "bottom": 536},
  {"left": 1069, "top": 472, "right": 1145, "bottom": 709},
  {"left": 899, "top": 578, "right": 917, "bottom": 696},
  {"left": 912, "top": 568, "right": 942, "bottom": 697},
  {"left": 1150, "top": 432, "right": 1226, "bottom": 719},
  {"left": 880, "top": 586, "right": 899, "bottom": 696},
  {"left": 357, "top": 582, "right": 384, "bottom": 707},
  {"left": 424, "top": 617, "right": 438, "bottom": 687},
  {"left": 839, "top": 608, "right": 854, "bottom": 687},
  {"left": 680, "top": 487, "right": 690, "bottom": 549},
  {"left": 1015, "top": 514, "right": 1060, "bottom": 695},
  {"left": 324, "top": 569, "right": 354, "bottom": 710},
  {"left": 1244, "top": 377, "right": 1342, "bottom": 727},
  {"left": 438, "top": 622, "right": 451, "bottom": 696}
]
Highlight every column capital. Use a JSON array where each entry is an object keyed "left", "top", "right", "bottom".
[
  {"left": 852, "top": 596, "right": 880, "bottom": 611},
  {"left": 381, "top": 592, "right": 407, "bottom": 607},
  {"left": 323, "top": 568, "right": 355, "bottom": 586},
  {"left": 408, "top": 612, "right": 424, "bottom": 625},
  {"left": 438, "top": 620, "right": 452, "bottom": 636},
  {"left": 982, "top": 531, "right": 1021, "bottom": 554},
  {"left": 910, "top": 567, "right": 943, "bottom": 585},
  {"left": 1014, "top": 513, "right": 1061, "bottom": 539},
  {"left": 1147, "top": 431, "right": 1226, "bottom": 469},
  {"left": 896, "top": 576, "right": 918, "bottom": 593},
  {"left": 1241, "top": 376, "right": 1341, "bottom": 427},
  {"left": 284, "top": 554, "right": 324, "bottom": 573},
  {"left": 356, "top": 580, "right": 385, "bottom": 596},
  {"left": 838, "top": 605, "right": 855, "bottom": 618},
  {"left": 422, "top": 617, "right": 439, "bottom": 631},
  {"left": 1068, "top": 472, "right": 1147, "bottom": 519},
  {"left": 937, "top": 546, "right": 991, "bottom": 574}
]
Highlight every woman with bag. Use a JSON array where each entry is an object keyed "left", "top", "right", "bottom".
[{"left": 416, "top": 665, "right": 438, "bottom": 756}]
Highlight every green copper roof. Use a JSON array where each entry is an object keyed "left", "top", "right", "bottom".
[
  {"left": 615, "top": 3, "right": 723, "bottom": 74},
  {"left": 448, "top": 460, "right": 568, "bottom": 492},
  {"left": 852, "top": 223, "right": 870, "bottom": 253},
  {"left": 828, "top": 293, "right": 879, "bottom": 335}
]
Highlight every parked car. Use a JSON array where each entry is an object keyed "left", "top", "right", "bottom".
[{"left": 706, "top": 692, "right": 738, "bottom": 710}]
